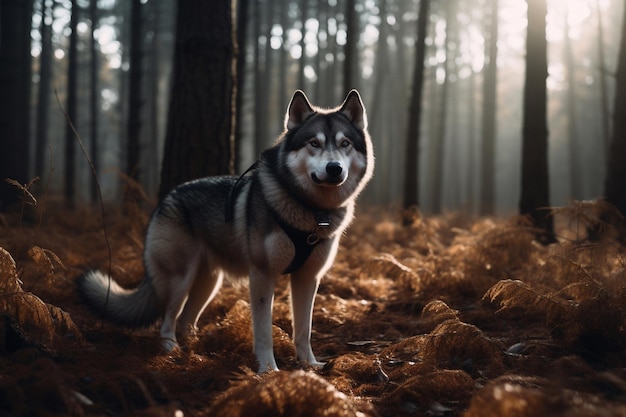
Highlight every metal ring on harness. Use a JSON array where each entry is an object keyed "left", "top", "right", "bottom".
[{"left": 306, "top": 232, "right": 320, "bottom": 245}]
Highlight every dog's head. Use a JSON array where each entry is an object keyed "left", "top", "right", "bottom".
[{"left": 276, "top": 90, "right": 374, "bottom": 208}]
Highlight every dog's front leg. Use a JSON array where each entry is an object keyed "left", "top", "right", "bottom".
[
  {"left": 290, "top": 271, "right": 324, "bottom": 367},
  {"left": 249, "top": 268, "right": 278, "bottom": 372}
]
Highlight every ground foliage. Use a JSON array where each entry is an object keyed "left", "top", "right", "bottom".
[{"left": 1, "top": 199, "right": 626, "bottom": 416}]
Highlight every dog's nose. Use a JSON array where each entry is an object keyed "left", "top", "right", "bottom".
[{"left": 326, "top": 162, "right": 343, "bottom": 177}]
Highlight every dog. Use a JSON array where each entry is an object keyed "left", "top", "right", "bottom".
[{"left": 77, "top": 90, "right": 374, "bottom": 372}]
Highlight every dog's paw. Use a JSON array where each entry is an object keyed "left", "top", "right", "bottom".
[
  {"left": 161, "top": 337, "right": 180, "bottom": 353},
  {"left": 302, "top": 359, "right": 326, "bottom": 369}
]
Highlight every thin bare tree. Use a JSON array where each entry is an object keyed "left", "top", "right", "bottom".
[
  {"left": 519, "top": 0, "right": 555, "bottom": 243},
  {"left": 402, "top": 0, "right": 430, "bottom": 216}
]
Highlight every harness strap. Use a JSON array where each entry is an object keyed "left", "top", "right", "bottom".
[
  {"left": 225, "top": 159, "right": 330, "bottom": 275},
  {"left": 270, "top": 210, "right": 324, "bottom": 274},
  {"left": 224, "top": 161, "right": 258, "bottom": 222}
]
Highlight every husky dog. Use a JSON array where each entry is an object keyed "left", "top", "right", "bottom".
[{"left": 78, "top": 90, "right": 374, "bottom": 372}]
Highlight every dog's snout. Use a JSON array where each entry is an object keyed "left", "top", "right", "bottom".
[{"left": 326, "top": 162, "right": 343, "bottom": 177}]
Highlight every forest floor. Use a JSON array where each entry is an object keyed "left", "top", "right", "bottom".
[{"left": 1, "top": 198, "right": 626, "bottom": 417}]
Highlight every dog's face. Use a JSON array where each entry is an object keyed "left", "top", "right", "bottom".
[{"left": 279, "top": 90, "right": 374, "bottom": 208}]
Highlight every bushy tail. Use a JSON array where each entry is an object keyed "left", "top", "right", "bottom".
[{"left": 77, "top": 270, "right": 162, "bottom": 327}]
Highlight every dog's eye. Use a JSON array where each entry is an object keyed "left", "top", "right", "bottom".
[
  {"left": 340, "top": 139, "right": 352, "bottom": 148},
  {"left": 308, "top": 139, "right": 321, "bottom": 148}
]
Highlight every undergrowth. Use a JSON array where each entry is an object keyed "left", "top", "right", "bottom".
[{"left": 0, "top": 198, "right": 625, "bottom": 416}]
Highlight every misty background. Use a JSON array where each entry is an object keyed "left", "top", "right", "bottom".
[{"left": 4, "top": 0, "right": 625, "bottom": 215}]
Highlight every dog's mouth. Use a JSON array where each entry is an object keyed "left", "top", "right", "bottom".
[{"left": 311, "top": 173, "right": 345, "bottom": 187}]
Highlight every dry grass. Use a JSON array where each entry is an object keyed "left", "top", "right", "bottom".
[{"left": 0, "top": 200, "right": 625, "bottom": 416}]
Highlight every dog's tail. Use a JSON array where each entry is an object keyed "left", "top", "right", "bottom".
[{"left": 77, "top": 270, "right": 162, "bottom": 327}]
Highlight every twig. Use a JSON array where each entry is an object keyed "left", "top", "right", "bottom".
[{"left": 54, "top": 90, "right": 113, "bottom": 318}]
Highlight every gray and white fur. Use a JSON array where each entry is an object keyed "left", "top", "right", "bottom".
[{"left": 77, "top": 90, "right": 374, "bottom": 372}]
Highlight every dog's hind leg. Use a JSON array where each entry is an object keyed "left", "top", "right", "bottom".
[
  {"left": 157, "top": 255, "right": 202, "bottom": 352},
  {"left": 249, "top": 268, "right": 279, "bottom": 372},
  {"left": 290, "top": 271, "right": 324, "bottom": 367},
  {"left": 178, "top": 261, "right": 223, "bottom": 338}
]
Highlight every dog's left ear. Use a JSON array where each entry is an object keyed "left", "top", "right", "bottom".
[
  {"left": 285, "top": 90, "right": 315, "bottom": 130},
  {"left": 340, "top": 90, "right": 367, "bottom": 130}
]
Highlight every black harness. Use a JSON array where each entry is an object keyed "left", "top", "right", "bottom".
[{"left": 225, "top": 161, "right": 329, "bottom": 275}]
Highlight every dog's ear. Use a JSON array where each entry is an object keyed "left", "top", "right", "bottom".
[
  {"left": 339, "top": 90, "right": 367, "bottom": 130},
  {"left": 285, "top": 90, "right": 315, "bottom": 130}
]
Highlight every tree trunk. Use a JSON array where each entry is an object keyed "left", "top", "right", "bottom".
[
  {"left": 402, "top": 0, "right": 430, "bottom": 216},
  {"left": 519, "top": 0, "right": 555, "bottom": 243},
  {"left": 144, "top": 0, "right": 160, "bottom": 197},
  {"left": 253, "top": 0, "right": 266, "bottom": 155},
  {"left": 64, "top": 0, "right": 79, "bottom": 208},
  {"left": 35, "top": 0, "right": 53, "bottom": 180},
  {"left": 0, "top": 0, "right": 33, "bottom": 210},
  {"left": 480, "top": 0, "right": 498, "bottom": 216},
  {"left": 298, "top": 0, "right": 309, "bottom": 91},
  {"left": 428, "top": 0, "right": 453, "bottom": 214},
  {"left": 126, "top": 0, "right": 143, "bottom": 181},
  {"left": 563, "top": 7, "right": 582, "bottom": 200},
  {"left": 370, "top": 0, "right": 390, "bottom": 202},
  {"left": 594, "top": 0, "right": 611, "bottom": 163},
  {"left": 89, "top": 0, "right": 99, "bottom": 203},
  {"left": 343, "top": 0, "right": 358, "bottom": 92},
  {"left": 158, "top": 0, "right": 236, "bottom": 200},
  {"left": 235, "top": 0, "right": 249, "bottom": 173},
  {"left": 603, "top": 0, "right": 626, "bottom": 218}
]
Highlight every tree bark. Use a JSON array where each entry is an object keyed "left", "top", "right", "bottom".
[
  {"left": 126, "top": 0, "right": 143, "bottom": 181},
  {"left": 603, "top": 0, "right": 626, "bottom": 218},
  {"left": 89, "top": 0, "right": 99, "bottom": 203},
  {"left": 402, "top": 0, "right": 430, "bottom": 215},
  {"left": 519, "top": 0, "right": 555, "bottom": 243},
  {"left": 594, "top": 0, "right": 611, "bottom": 163},
  {"left": 35, "top": 0, "right": 53, "bottom": 180},
  {"left": 0, "top": 0, "right": 33, "bottom": 210},
  {"left": 480, "top": 0, "right": 498, "bottom": 216},
  {"left": 158, "top": 0, "right": 236, "bottom": 200},
  {"left": 428, "top": 0, "right": 454, "bottom": 214},
  {"left": 63, "top": 0, "right": 79, "bottom": 208},
  {"left": 343, "top": 0, "right": 358, "bottom": 91}
]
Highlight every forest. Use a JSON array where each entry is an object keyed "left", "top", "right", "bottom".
[{"left": 1, "top": 0, "right": 626, "bottom": 416}]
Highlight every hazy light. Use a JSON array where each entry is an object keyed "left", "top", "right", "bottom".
[
  {"left": 363, "top": 23, "right": 379, "bottom": 46},
  {"left": 77, "top": 21, "right": 89, "bottom": 34},
  {"left": 304, "top": 65, "right": 317, "bottom": 81},
  {"left": 290, "top": 44, "right": 302, "bottom": 60}
]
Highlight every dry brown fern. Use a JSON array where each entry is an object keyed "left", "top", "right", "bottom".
[
  {"left": 482, "top": 278, "right": 626, "bottom": 353},
  {"left": 205, "top": 370, "right": 373, "bottom": 417},
  {"left": 482, "top": 279, "right": 566, "bottom": 322},
  {"left": 4, "top": 177, "right": 39, "bottom": 207},
  {"left": 552, "top": 199, "right": 624, "bottom": 242},
  {"left": 27, "top": 245, "right": 66, "bottom": 284},
  {"left": 366, "top": 253, "right": 421, "bottom": 291},
  {"left": 0, "top": 247, "right": 82, "bottom": 352}
]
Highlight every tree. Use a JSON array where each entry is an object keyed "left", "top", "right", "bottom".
[
  {"left": 126, "top": 0, "right": 143, "bottom": 182},
  {"left": 594, "top": 0, "right": 610, "bottom": 162},
  {"left": 63, "top": 0, "right": 79, "bottom": 208},
  {"left": 402, "top": 0, "right": 430, "bottom": 216},
  {"left": 0, "top": 0, "right": 33, "bottom": 209},
  {"left": 252, "top": 0, "right": 267, "bottom": 155},
  {"left": 603, "top": 0, "right": 626, "bottom": 219},
  {"left": 35, "top": 0, "right": 54, "bottom": 180},
  {"left": 158, "top": 0, "right": 237, "bottom": 200},
  {"left": 89, "top": 0, "right": 99, "bottom": 202},
  {"left": 343, "top": 0, "right": 358, "bottom": 92},
  {"left": 428, "top": 0, "right": 454, "bottom": 214},
  {"left": 563, "top": 7, "right": 582, "bottom": 200},
  {"left": 298, "top": 0, "right": 309, "bottom": 91},
  {"left": 480, "top": 0, "right": 499, "bottom": 216},
  {"left": 519, "top": 0, "right": 555, "bottom": 243}
]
